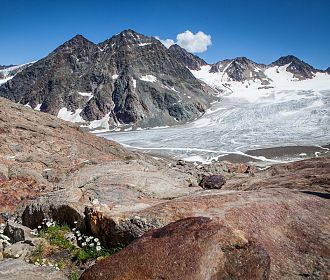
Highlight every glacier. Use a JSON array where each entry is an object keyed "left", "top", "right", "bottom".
[{"left": 100, "top": 64, "right": 330, "bottom": 164}]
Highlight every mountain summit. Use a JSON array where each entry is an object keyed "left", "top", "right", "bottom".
[
  {"left": 0, "top": 30, "right": 215, "bottom": 130},
  {"left": 210, "top": 57, "right": 270, "bottom": 84},
  {"left": 271, "top": 55, "right": 316, "bottom": 80}
]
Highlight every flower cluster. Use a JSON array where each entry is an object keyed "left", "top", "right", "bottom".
[
  {"left": 72, "top": 224, "right": 102, "bottom": 251},
  {"left": 30, "top": 218, "right": 56, "bottom": 236}
]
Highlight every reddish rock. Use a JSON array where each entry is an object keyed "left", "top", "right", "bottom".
[
  {"left": 0, "top": 97, "right": 133, "bottom": 218},
  {"left": 80, "top": 217, "right": 270, "bottom": 280}
]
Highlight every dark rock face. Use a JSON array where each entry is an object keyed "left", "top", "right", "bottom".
[
  {"left": 271, "top": 55, "right": 316, "bottom": 80},
  {"left": 80, "top": 217, "right": 270, "bottom": 280},
  {"left": 199, "top": 174, "right": 226, "bottom": 189},
  {"left": 326, "top": 67, "right": 330, "bottom": 74},
  {"left": 168, "top": 44, "right": 208, "bottom": 70},
  {"left": 0, "top": 30, "right": 215, "bottom": 129},
  {"left": 210, "top": 57, "right": 270, "bottom": 84}
]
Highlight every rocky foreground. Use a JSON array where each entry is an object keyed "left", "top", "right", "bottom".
[{"left": 0, "top": 97, "right": 329, "bottom": 279}]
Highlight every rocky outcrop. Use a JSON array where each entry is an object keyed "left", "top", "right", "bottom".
[
  {"left": 0, "top": 97, "right": 131, "bottom": 221},
  {"left": 168, "top": 44, "right": 208, "bottom": 70},
  {"left": 271, "top": 55, "right": 317, "bottom": 80},
  {"left": 20, "top": 156, "right": 330, "bottom": 278},
  {"left": 326, "top": 67, "right": 330, "bottom": 74},
  {"left": 80, "top": 217, "right": 270, "bottom": 280},
  {"left": 0, "top": 30, "right": 215, "bottom": 129}
]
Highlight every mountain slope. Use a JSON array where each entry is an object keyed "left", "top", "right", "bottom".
[
  {"left": 0, "top": 30, "right": 215, "bottom": 130},
  {"left": 168, "top": 44, "right": 208, "bottom": 70}
]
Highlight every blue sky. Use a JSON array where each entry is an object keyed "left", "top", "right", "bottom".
[{"left": 1, "top": 0, "right": 329, "bottom": 69}]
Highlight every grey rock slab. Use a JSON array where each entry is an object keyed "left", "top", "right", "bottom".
[{"left": 0, "top": 258, "right": 66, "bottom": 280}]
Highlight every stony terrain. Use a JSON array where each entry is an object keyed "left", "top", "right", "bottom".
[{"left": 0, "top": 98, "right": 329, "bottom": 279}]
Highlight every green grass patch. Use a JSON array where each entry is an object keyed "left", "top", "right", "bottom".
[{"left": 38, "top": 224, "right": 75, "bottom": 250}]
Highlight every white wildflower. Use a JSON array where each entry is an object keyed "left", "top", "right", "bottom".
[{"left": 96, "top": 246, "right": 101, "bottom": 251}]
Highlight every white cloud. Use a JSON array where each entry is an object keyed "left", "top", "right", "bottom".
[
  {"left": 156, "top": 30, "right": 212, "bottom": 53},
  {"left": 155, "top": 36, "right": 175, "bottom": 49},
  {"left": 176, "top": 31, "right": 212, "bottom": 53}
]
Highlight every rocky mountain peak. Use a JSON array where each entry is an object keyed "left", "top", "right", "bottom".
[
  {"left": 168, "top": 44, "right": 207, "bottom": 70},
  {"left": 210, "top": 57, "right": 270, "bottom": 84},
  {"left": 55, "top": 34, "right": 95, "bottom": 51},
  {"left": 272, "top": 55, "right": 301, "bottom": 66},
  {"left": 233, "top": 56, "right": 250, "bottom": 64},
  {"left": 272, "top": 55, "right": 316, "bottom": 80},
  {"left": 326, "top": 67, "right": 330, "bottom": 74},
  {"left": 98, "top": 29, "right": 158, "bottom": 52}
]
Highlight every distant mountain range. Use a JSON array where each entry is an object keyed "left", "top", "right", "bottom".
[{"left": 0, "top": 29, "right": 329, "bottom": 130}]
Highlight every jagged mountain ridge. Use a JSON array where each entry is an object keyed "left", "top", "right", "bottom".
[
  {"left": 0, "top": 30, "right": 215, "bottom": 130},
  {"left": 1, "top": 33, "right": 328, "bottom": 129}
]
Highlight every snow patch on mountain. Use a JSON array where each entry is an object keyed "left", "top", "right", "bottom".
[
  {"left": 57, "top": 107, "right": 84, "bottom": 123},
  {"left": 78, "top": 92, "right": 93, "bottom": 101},
  {"left": 140, "top": 75, "right": 157, "bottom": 83}
]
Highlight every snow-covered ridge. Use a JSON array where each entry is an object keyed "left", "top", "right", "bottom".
[{"left": 191, "top": 62, "right": 330, "bottom": 102}]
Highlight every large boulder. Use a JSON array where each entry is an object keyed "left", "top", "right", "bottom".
[
  {"left": 80, "top": 217, "right": 270, "bottom": 280},
  {"left": 199, "top": 174, "right": 226, "bottom": 189},
  {"left": 83, "top": 188, "right": 330, "bottom": 279}
]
